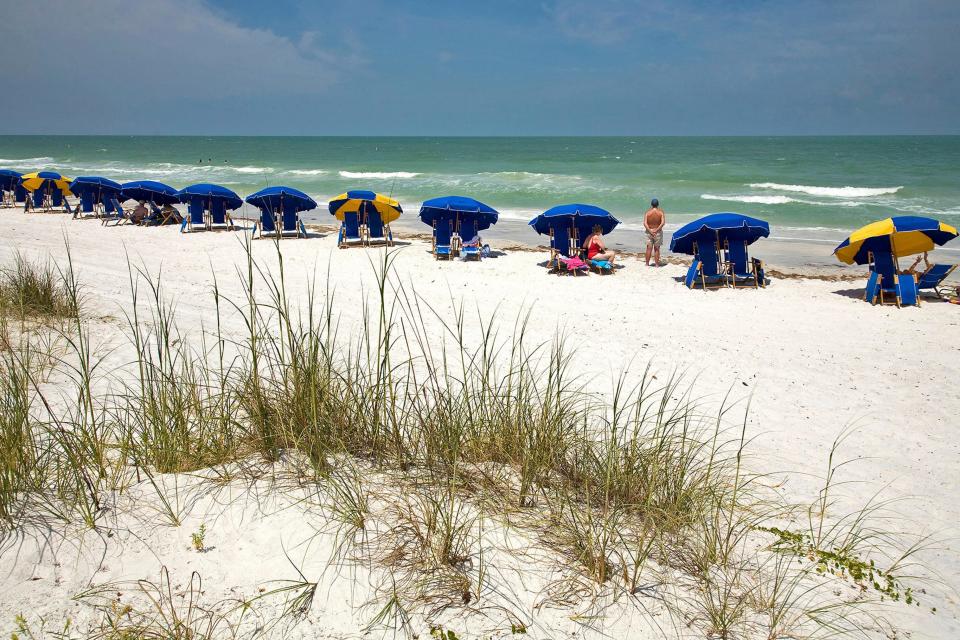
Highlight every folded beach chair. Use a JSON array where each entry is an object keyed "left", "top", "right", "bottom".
[
  {"left": 457, "top": 218, "right": 481, "bottom": 260},
  {"left": 79, "top": 191, "right": 95, "bottom": 216},
  {"left": 433, "top": 217, "right": 453, "bottom": 259},
  {"left": 180, "top": 197, "right": 207, "bottom": 233},
  {"left": 864, "top": 270, "right": 880, "bottom": 304},
  {"left": 209, "top": 199, "right": 233, "bottom": 230},
  {"left": 685, "top": 240, "right": 725, "bottom": 289},
  {"left": 281, "top": 200, "right": 307, "bottom": 238},
  {"left": 723, "top": 239, "right": 764, "bottom": 288},
  {"left": 338, "top": 211, "right": 363, "bottom": 247},
  {"left": 365, "top": 208, "right": 393, "bottom": 246},
  {"left": 915, "top": 264, "right": 957, "bottom": 299}
]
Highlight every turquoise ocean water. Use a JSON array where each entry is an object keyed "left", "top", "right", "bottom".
[{"left": 1, "top": 136, "right": 958, "bottom": 246}]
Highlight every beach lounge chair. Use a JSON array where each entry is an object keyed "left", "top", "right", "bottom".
[
  {"left": 180, "top": 197, "right": 207, "bottom": 232},
  {"left": 547, "top": 225, "right": 574, "bottom": 271},
  {"left": 79, "top": 192, "right": 95, "bottom": 216},
  {"left": 915, "top": 264, "right": 957, "bottom": 299},
  {"left": 869, "top": 251, "right": 900, "bottom": 306},
  {"left": 685, "top": 240, "right": 725, "bottom": 289},
  {"left": 432, "top": 217, "right": 453, "bottom": 259},
  {"left": 457, "top": 218, "right": 481, "bottom": 260},
  {"left": 723, "top": 239, "right": 764, "bottom": 288},
  {"left": 102, "top": 198, "right": 131, "bottom": 226},
  {"left": 365, "top": 208, "right": 393, "bottom": 246},
  {"left": 281, "top": 200, "right": 307, "bottom": 238},
  {"left": 209, "top": 199, "right": 234, "bottom": 230},
  {"left": 558, "top": 254, "right": 589, "bottom": 275},
  {"left": 868, "top": 251, "right": 918, "bottom": 308},
  {"left": 50, "top": 189, "right": 64, "bottom": 211},
  {"left": 338, "top": 211, "right": 363, "bottom": 247},
  {"left": 31, "top": 189, "right": 44, "bottom": 211},
  {"left": 253, "top": 206, "right": 278, "bottom": 237}
]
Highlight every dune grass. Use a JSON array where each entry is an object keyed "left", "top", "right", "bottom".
[{"left": 0, "top": 243, "right": 937, "bottom": 640}]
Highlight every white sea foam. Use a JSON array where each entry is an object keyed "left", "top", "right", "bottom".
[
  {"left": 701, "top": 194, "right": 796, "bottom": 205},
  {"left": 339, "top": 171, "right": 420, "bottom": 179},
  {"left": 701, "top": 193, "right": 863, "bottom": 208},
  {"left": 0, "top": 156, "right": 55, "bottom": 165},
  {"left": 747, "top": 182, "right": 903, "bottom": 198},
  {"left": 286, "top": 169, "right": 329, "bottom": 176},
  {"left": 234, "top": 166, "right": 273, "bottom": 174}
]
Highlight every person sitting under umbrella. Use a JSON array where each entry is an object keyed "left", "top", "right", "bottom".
[
  {"left": 131, "top": 201, "right": 149, "bottom": 224},
  {"left": 582, "top": 225, "right": 617, "bottom": 266}
]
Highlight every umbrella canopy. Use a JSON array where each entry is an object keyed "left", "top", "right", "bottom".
[
  {"left": 329, "top": 189, "right": 402, "bottom": 223},
  {"left": 245, "top": 186, "right": 317, "bottom": 212},
  {"left": 69, "top": 176, "right": 123, "bottom": 196},
  {"left": 670, "top": 212, "right": 771, "bottom": 255},
  {"left": 120, "top": 180, "right": 179, "bottom": 205},
  {"left": 0, "top": 169, "right": 22, "bottom": 191},
  {"left": 177, "top": 183, "right": 243, "bottom": 210},
  {"left": 20, "top": 171, "right": 72, "bottom": 195},
  {"left": 834, "top": 216, "right": 959, "bottom": 265},
  {"left": 529, "top": 203, "right": 620, "bottom": 237},
  {"left": 419, "top": 196, "right": 498, "bottom": 231}
]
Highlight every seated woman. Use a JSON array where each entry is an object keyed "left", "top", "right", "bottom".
[{"left": 582, "top": 225, "right": 616, "bottom": 266}]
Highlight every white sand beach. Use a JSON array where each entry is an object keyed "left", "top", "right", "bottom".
[{"left": 0, "top": 213, "right": 958, "bottom": 639}]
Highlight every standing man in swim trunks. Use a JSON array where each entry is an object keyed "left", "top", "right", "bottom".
[{"left": 644, "top": 198, "right": 665, "bottom": 266}]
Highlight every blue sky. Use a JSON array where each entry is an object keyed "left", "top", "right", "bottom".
[{"left": 1, "top": 0, "right": 957, "bottom": 135}]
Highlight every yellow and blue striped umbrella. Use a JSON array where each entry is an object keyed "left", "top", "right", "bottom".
[
  {"left": 329, "top": 190, "right": 402, "bottom": 223},
  {"left": 834, "top": 215, "right": 958, "bottom": 265},
  {"left": 20, "top": 170, "right": 73, "bottom": 196}
]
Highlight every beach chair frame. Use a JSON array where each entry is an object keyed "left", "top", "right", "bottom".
[
  {"left": 338, "top": 210, "right": 364, "bottom": 248},
  {"left": 364, "top": 207, "right": 393, "bottom": 247},
  {"left": 686, "top": 240, "right": 726, "bottom": 290},
  {"left": 723, "top": 239, "right": 763, "bottom": 289},
  {"left": 432, "top": 218, "right": 454, "bottom": 260},
  {"left": 916, "top": 264, "right": 957, "bottom": 299},
  {"left": 868, "top": 251, "right": 903, "bottom": 307}
]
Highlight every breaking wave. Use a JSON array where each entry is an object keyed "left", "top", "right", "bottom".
[
  {"left": 747, "top": 182, "right": 903, "bottom": 198},
  {"left": 701, "top": 194, "right": 796, "bottom": 205},
  {"left": 339, "top": 171, "right": 420, "bottom": 179}
]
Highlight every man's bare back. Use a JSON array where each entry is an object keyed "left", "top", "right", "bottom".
[
  {"left": 644, "top": 207, "right": 664, "bottom": 232},
  {"left": 644, "top": 199, "right": 665, "bottom": 266}
]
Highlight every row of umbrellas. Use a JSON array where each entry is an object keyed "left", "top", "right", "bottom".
[{"left": 1, "top": 169, "right": 955, "bottom": 264}]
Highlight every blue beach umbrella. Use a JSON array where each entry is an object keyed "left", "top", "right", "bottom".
[
  {"left": 529, "top": 203, "right": 620, "bottom": 238},
  {"left": 69, "top": 176, "right": 123, "bottom": 196},
  {"left": 177, "top": 183, "right": 243, "bottom": 210},
  {"left": 833, "top": 216, "right": 958, "bottom": 265},
  {"left": 0, "top": 169, "right": 22, "bottom": 191},
  {"left": 0, "top": 170, "right": 26, "bottom": 203},
  {"left": 419, "top": 195, "right": 498, "bottom": 231},
  {"left": 120, "top": 180, "right": 179, "bottom": 205},
  {"left": 670, "top": 212, "right": 770, "bottom": 255},
  {"left": 245, "top": 186, "right": 317, "bottom": 212}
]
